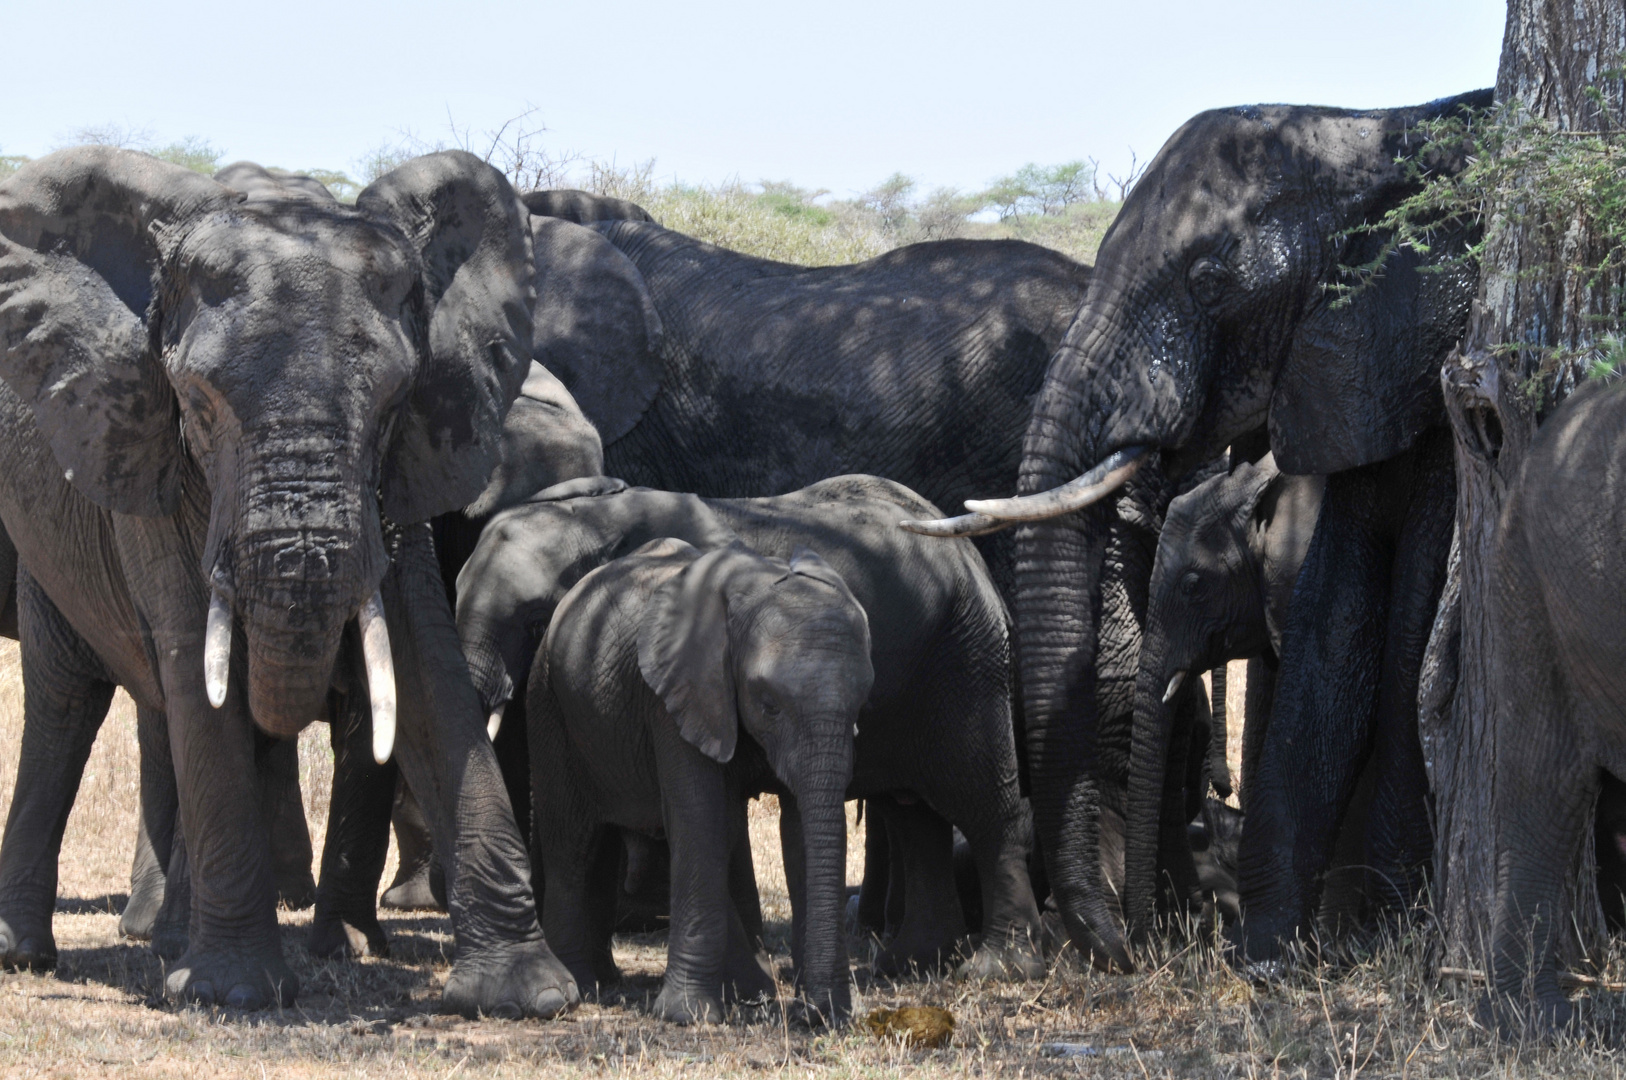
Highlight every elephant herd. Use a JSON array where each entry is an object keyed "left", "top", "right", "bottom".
[{"left": 0, "top": 82, "right": 1610, "bottom": 1032}]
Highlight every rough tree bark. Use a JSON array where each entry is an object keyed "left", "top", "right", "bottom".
[{"left": 1422, "top": 0, "right": 1626, "bottom": 966}]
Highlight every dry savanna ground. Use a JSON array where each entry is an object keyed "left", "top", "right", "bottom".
[{"left": 1, "top": 648, "right": 1625, "bottom": 1078}]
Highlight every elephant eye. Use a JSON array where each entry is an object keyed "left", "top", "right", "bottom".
[
  {"left": 1178, "top": 570, "right": 1202, "bottom": 598},
  {"left": 1187, "top": 257, "right": 1232, "bottom": 308},
  {"left": 760, "top": 696, "right": 781, "bottom": 718}
]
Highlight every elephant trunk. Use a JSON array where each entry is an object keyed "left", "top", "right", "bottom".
[
  {"left": 1122, "top": 612, "right": 1198, "bottom": 942},
  {"left": 224, "top": 463, "right": 389, "bottom": 740},
  {"left": 794, "top": 779, "right": 851, "bottom": 1025},
  {"left": 1008, "top": 292, "right": 1206, "bottom": 972}
]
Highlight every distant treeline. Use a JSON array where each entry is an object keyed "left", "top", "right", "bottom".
[{"left": 0, "top": 124, "right": 1132, "bottom": 265}]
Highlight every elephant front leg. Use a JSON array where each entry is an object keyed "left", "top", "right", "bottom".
[
  {"left": 162, "top": 670, "right": 296, "bottom": 1008},
  {"left": 257, "top": 731, "right": 316, "bottom": 910},
  {"left": 380, "top": 780, "right": 445, "bottom": 911},
  {"left": 309, "top": 674, "right": 394, "bottom": 959},
  {"left": 0, "top": 569, "right": 115, "bottom": 969},
  {"left": 650, "top": 725, "right": 735, "bottom": 1024},
  {"left": 871, "top": 799, "right": 967, "bottom": 978},
  {"left": 1236, "top": 467, "right": 1388, "bottom": 963},
  {"left": 383, "top": 523, "right": 577, "bottom": 1019},
  {"left": 122, "top": 706, "right": 177, "bottom": 942}
]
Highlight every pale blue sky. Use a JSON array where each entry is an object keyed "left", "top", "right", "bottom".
[{"left": 4, "top": 0, "right": 1507, "bottom": 197}]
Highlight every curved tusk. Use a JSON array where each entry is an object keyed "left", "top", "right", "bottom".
[
  {"left": 1163, "top": 670, "right": 1188, "bottom": 705},
  {"left": 204, "top": 591, "right": 232, "bottom": 709},
  {"left": 487, "top": 708, "right": 504, "bottom": 742},
  {"left": 897, "top": 510, "right": 1014, "bottom": 538},
  {"left": 962, "top": 446, "right": 1152, "bottom": 523},
  {"left": 358, "top": 590, "right": 396, "bottom": 765}
]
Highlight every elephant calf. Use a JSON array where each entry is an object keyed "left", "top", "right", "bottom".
[
  {"left": 1122, "top": 454, "right": 1323, "bottom": 939},
  {"left": 530, "top": 538, "right": 873, "bottom": 1024},
  {"left": 459, "top": 474, "right": 1047, "bottom": 985}
]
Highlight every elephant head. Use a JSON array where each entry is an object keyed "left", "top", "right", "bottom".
[
  {"left": 904, "top": 89, "right": 1489, "bottom": 966},
  {"left": 0, "top": 147, "right": 533, "bottom": 746},
  {"left": 638, "top": 540, "right": 873, "bottom": 1021}
]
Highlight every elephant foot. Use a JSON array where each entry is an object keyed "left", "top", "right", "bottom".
[
  {"left": 722, "top": 948, "right": 776, "bottom": 1004},
  {"left": 874, "top": 931, "right": 965, "bottom": 979},
  {"left": 307, "top": 909, "right": 389, "bottom": 959},
  {"left": 276, "top": 871, "right": 317, "bottom": 912},
  {"left": 164, "top": 944, "right": 298, "bottom": 1009},
  {"left": 652, "top": 982, "right": 725, "bottom": 1025},
  {"left": 0, "top": 912, "right": 56, "bottom": 971},
  {"left": 120, "top": 875, "right": 165, "bottom": 941},
  {"left": 150, "top": 911, "right": 189, "bottom": 962},
  {"left": 957, "top": 935, "right": 1047, "bottom": 981},
  {"left": 1476, "top": 991, "right": 1577, "bottom": 1040},
  {"left": 380, "top": 863, "right": 446, "bottom": 912},
  {"left": 786, "top": 986, "right": 852, "bottom": 1029},
  {"left": 441, "top": 940, "right": 579, "bottom": 1020}
]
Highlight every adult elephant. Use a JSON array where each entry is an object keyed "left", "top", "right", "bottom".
[
  {"left": 0, "top": 147, "right": 576, "bottom": 1016},
  {"left": 528, "top": 216, "right": 1091, "bottom": 598},
  {"left": 907, "top": 90, "right": 1491, "bottom": 967}
]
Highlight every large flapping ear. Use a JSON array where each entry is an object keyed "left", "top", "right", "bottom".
[
  {"left": 637, "top": 540, "right": 764, "bottom": 764},
  {"left": 358, "top": 150, "right": 535, "bottom": 523},
  {"left": 213, "top": 163, "right": 337, "bottom": 204},
  {"left": 1269, "top": 91, "right": 1489, "bottom": 475},
  {"left": 529, "top": 216, "right": 664, "bottom": 445},
  {"left": 1226, "top": 453, "right": 1281, "bottom": 527},
  {"left": 0, "top": 147, "right": 229, "bottom": 516}
]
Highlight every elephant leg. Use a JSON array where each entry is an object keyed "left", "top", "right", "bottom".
[
  {"left": 0, "top": 568, "right": 115, "bottom": 969},
  {"left": 953, "top": 806, "right": 1046, "bottom": 981},
  {"left": 162, "top": 660, "right": 295, "bottom": 1008},
  {"left": 1363, "top": 433, "right": 1454, "bottom": 913},
  {"left": 382, "top": 523, "right": 576, "bottom": 1019},
  {"left": 527, "top": 674, "right": 618, "bottom": 995},
  {"left": 309, "top": 674, "right": 394, "bottom": 959},
  {"left": 1238, "top": 656, "right": 1276, "bottom": 815},
  {"left": 1156, "top": 688, "right": 1202, "bottom": 917},
  {"left": 721, "top": 795, "right": 774, "bottom": 1003},
  {"left": 1208, "top": 666, "right": 1231, "bottom": 799},
  {"left": 872, "top": 799, "right": 966, "bottom": 978},
  {"left": 380, "top": 779, "right": 445, "bottom": 911},
  {"left": 650, "top": 724, "right": 732, "bottom": 1025},
  {"left": 122, "top": 705, "right": 177, "bottom": 941},
  {"left": 1596, "top": 773, "right": 1626, "bottom": 932},
  {"left": 257, "top": 731, "right": 316, "bottom": 910},
  {"left": 1317, "top": 757, "right": 1377, "bottom": 937},
  {"left": 727, "top": 795, "right": 766, "bottom": 951},
  {"left": 855, "top": 799, "right": 890, "bottom": 936},
  {"left": 1237, "top": 465, "right": 1389, "bottom": 962},
  {"left": 150, "top": 824, "right": 191, "bottom": 961}
]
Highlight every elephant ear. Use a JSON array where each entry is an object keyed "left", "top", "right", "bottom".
[
  {"left": 1225, "top": 454, "right": 1281, "bottom": 528},
  {"left": 0, "top": 147, "right": 229, "bottom": 516},
  {"left": 462, "top": 361, "right": 605, "bottom": 518},
  {"left": 521, "top": 189, "right": 656, "bottom": 225},
  {"left": 638, "top": 540, "right": 764, "bottom": 764},
  {"left": 1269, "top": 226, "right": 1475, "bottom": 474},
  {"left": 1269, "top": 92, "right": 1488, "bottom": 476},
  {"left": 358, "top": 151, "right": 535, "bottom": 523},
  {"left": 530, "top": 216, "right": 664, "bottom": 446}
]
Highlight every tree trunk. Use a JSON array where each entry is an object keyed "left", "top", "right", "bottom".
[{"left": 1425, "top": 0, "right": 1626, "bottom": 965}]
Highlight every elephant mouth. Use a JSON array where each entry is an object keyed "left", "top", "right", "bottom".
[{"left": 204, "top": 583, "right": 397, "bottom": 764}]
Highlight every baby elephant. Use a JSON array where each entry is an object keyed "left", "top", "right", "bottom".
[{"left": 529, "top": 538, "right": 873, "bottom": 1025}]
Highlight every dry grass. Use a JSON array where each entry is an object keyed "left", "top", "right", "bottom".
[{"left": 0, "top": 641, "right": 1624, "bottom": 1077}]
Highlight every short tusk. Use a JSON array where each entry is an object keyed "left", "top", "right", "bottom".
[
  {"left": 1163, "top": 670, "right": 1188, "bottom": 705},
  {"left": 487, "top": 708, "right": 503, "bottom": 742},
  {"left": 897, "top": 510, "right": 1014, "bottom": 538},
  {"left": 962, "top": 446, "right": 1152, "bottom": 523},
  {"left": 204, "top": 591, "right": 232, "bottom": 709},
  {"left": 358, "top": 590, "right": 396, "bottom": 765}
]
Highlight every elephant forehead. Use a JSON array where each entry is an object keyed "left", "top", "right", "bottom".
[{"left": 178, "top": 206, "right": 416, "bottom": 287}]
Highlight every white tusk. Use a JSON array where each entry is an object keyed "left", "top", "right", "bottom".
[
  {"left": 1163, "top": 670, "right": 1188, "bottom": 705},
  {"left": 962, "top": 446, "right": 1151, "bottom": 523},
  {"left": 897, "top": 510, "right": 1014, "bottom": 538},
  {"left": 487, "top": 708, "right": 504, "bottom": 742},
  {"left": 204, "top": 591, "right": 232, "bottom": 709},
  {"left": 358, "top": 590, "right": 396, "bottom": 765}
]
